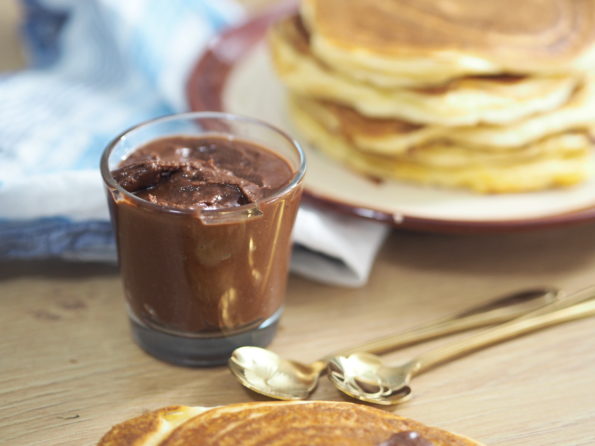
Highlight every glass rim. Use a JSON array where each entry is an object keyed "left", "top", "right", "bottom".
[{"left": 100, "top": 111, "right": 306, "bottom": 217}]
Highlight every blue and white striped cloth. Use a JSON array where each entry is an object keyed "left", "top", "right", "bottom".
[{"left": 0, "top": 0, "right": 388, "bottom": 286}]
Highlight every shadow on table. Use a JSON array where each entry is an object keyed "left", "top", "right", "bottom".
[{"left": 381, "top": 221, "right": 595, "bottom": 277}]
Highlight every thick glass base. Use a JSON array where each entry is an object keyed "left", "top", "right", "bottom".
[{"left": 129, "top": 310, "right": 281, "bottom": 367}]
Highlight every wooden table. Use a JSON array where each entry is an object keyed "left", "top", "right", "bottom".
[
  {"left": 1, "top": 2, "right": 595, "bottom": 445},
  {"left": 3, "top": 225, "right": 595, "bottom": 445}
]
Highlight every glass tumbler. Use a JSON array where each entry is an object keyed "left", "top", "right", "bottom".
[{"left": 100, "top": 112, "right": 305, "bottom": 366}]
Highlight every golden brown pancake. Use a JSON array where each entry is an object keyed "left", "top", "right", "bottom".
[
  {"left": 301, "top": 0, "right": 595, "bottom": 87},
  {"left": 269, "top": 16, "right": 579, "bottom": 125},
  {"left": 97, "top": 401, "right": 483, "bottom": 445},
  {"left": 97, "top": 406, "right": 208, "bottom": 446},
  {"left": 289, "top": 98, "right": 593, "bottom": 193}
]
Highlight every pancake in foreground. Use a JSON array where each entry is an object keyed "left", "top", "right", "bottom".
[{"left": 97, "top": 401, "right": 483, "bottom": 445}]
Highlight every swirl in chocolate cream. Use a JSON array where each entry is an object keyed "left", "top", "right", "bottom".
[{"left": 113, "top": 136, "right": 293, "bottom": 209}]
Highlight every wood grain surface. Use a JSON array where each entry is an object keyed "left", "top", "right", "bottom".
[
  {"left": 2, "top": 225, "right": 595, "bottom": 446},
  {"left": 1, "top": 1, "right": 595, "bottom": 445}
]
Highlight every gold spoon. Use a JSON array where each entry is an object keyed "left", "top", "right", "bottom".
[
  {"left": 327, "top": 286, "right": 595, "bottom": 406},
  {"left": 229, "top": 287, "right": 558, "bottom": 400}
]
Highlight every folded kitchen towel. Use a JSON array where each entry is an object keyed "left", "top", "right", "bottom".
[{"left": 0, "top": 0, "right": 390, "bottom": 286}]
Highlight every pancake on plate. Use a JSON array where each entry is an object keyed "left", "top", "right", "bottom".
[
  {"left": 268, "top": 0, "right": 595, "bottom": 193},
  {"left": 269, "top": 16, "right": 580, "bottom": 126},
  {"left": 289, "top": 96, "right": 592, "bottom": 194},
  {"left": 97, "top": 401, "right": 483, "bottom": 445},
  {"left": 300, "top": 0, "right": 595, "bottom": 87}
]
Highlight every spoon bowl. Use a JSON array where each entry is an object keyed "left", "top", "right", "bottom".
[
  {"left": 229, "top": 346, "right": 325, "bottom": 400},
  {"left": 228, "top": 287, "right": 558, "bottom": 400},
  {"left": 328, "top": 353, "right": 416, "bottom": 405}
]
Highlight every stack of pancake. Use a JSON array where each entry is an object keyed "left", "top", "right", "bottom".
[
  {"left": 97, "top": 401, "right": 483, "bottom": 445},
  {"left": 269, "top": 0, "right": 595, "bottom": 193}
]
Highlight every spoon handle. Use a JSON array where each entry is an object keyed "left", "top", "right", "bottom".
[
  {"left": 320, "top": 287, "right": 558, "bottom": 361},
  {"left": 411, "top": 293, "right": 595, "bottom": 375}
]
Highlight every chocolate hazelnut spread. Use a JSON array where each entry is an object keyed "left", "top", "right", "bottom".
[
  {"left": 113, "top": 136, "right": 293, "bottom": 209},
  {"left": 107, "top": 135, "right": 302, "bottom": 335},
  {"left": 377, "top": 431, "right": 435, "bottom": 446}
]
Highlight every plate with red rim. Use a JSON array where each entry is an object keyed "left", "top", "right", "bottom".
[{"left": 186, "top": 3, "right": 595, "bottom": 233}]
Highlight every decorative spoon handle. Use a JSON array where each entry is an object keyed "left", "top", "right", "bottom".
[
  {"left": 412, "top": 288, "right": 595, "bottom": 374},
  {"left": 321, "top": 287, "right": 558, "bottom": 361}
]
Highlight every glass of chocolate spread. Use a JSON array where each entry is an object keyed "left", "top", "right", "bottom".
[{"left": 100, "top": 112, "right": 306, "bottom": 366}]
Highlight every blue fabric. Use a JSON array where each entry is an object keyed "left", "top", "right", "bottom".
[
  {"left": 0, "top": 217, "right": 115, "bottom": 260},
  {"left": 0, "top": 0, "right": 242, "bottom": 261},
  {"left": 21, "top": 0, "right": 70, "bottom": 68}
]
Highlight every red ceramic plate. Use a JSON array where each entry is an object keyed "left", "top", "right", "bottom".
[{"left": 187, "top": 3, "right": 595, "bottom": 233}]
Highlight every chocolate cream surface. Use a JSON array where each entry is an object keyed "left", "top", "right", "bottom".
[
  {"left": 108, "top": 135, "right": 301, "bottom": 335},
  {"left": 113, "top": 135, "right": 293, "bottom": 209}
]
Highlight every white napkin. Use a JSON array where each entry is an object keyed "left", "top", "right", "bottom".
[
  {"left": 292, "top": 205, "right": 389, "bottom": 287},
  {"left": 0, "top": 0, "right": 389, "bottom": 287}
]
